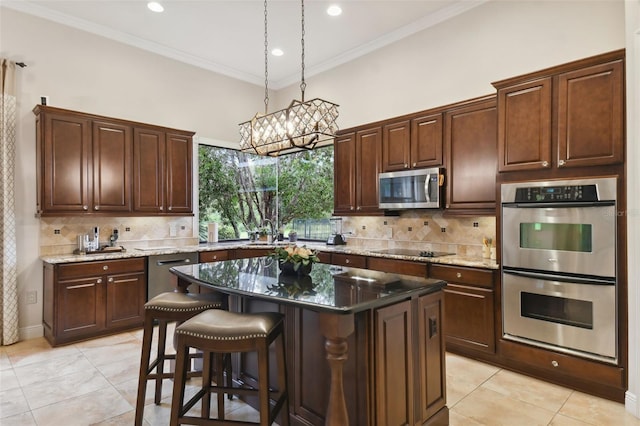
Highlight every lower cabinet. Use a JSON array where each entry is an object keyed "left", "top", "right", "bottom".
[
  {"left": 430, "top": 264, "right": 497, "bottom": 355},
  {"left": 232, "top": 288, "right": 447, "bottom": 426},
  {"left": 43, "top": 258, "right": 146, "bottom": 346}
]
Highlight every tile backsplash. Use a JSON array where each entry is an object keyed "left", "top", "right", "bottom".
[
  {"left": 39, "top": 216, "right": 197, "bottom": 256},
  {"left": 341, "top": 211, "right": 496, "bottom": 258}
]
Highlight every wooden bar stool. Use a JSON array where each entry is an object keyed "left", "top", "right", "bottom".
[
  {"left": 134, "top": 291, "right": 228, "bottom": 426},
  {"left": 170, "top": 309, "right": 290, "bottom": 426}
]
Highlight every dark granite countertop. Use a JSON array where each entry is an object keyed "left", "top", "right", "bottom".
[
  {"left": 171, "top": 257, "right": 446, "bottom": 314},
  {"left": 41, "top": 241, "right": 499, "bottom": 270}
]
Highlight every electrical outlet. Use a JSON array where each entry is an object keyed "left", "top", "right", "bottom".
[
  {"left": 169, "top": 224, "right": 177, "bottom": 237},
  {"left": 26, "top": 291, "right": 37, "bottom": 304}
]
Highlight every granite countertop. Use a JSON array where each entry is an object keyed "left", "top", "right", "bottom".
[{"left": 40, "top": 241, "right": 499, "bottom": 270}]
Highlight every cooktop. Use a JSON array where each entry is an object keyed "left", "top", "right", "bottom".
[{"left": 373, "top": 248, "right": 455, "bottom": 258}]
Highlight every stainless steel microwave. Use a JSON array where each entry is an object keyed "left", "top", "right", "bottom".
[{"left": 378, "top": 167, "right": 445, "bottom": 210}]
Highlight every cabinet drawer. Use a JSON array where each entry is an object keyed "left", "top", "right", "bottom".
[
  {"left": 429, "top": 264, "right": 493, "bottom": 288},
  {"left": 199, "top": 250, "right": 230, "bottom": 263},
  {"left": 57, "top": 258, "right": 145, "bottom": 279},
  {"left": 368, "top": 257, "right": 426, "bottom": 277},
  {"left": 331, "top": 253, "right": 367, "bottom": 269},
  {"left": 234, "top": 248, "right": 271, "bottom": 259},
  {"left": 316, "top": 251, "right": 331, "bottom": 264}
]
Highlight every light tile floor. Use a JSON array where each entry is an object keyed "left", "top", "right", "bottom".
[{"left": 1, "top": 326, "right": 638, "bottom": 425}]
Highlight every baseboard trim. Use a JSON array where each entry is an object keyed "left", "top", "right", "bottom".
[
  {"left": 19, "top": 324, "right": 44, "bottom": 341},
  {"left": 626, "top": 390, "right": 639, "bottom": 419}
]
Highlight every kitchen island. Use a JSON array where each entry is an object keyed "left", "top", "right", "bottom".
[{"left": 171, "top": 258, "right": 448, "bottom": 426}]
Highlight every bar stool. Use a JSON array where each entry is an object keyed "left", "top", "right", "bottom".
[
  {"left": 170, "top": 309, "right": 290, "bottom": 426},
  {"left": 134, "top": 291, "right": 228, "bottom": 426}
]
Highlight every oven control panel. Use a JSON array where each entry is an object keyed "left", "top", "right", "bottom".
[{"left": 514, "top": 184, "right": 599, "bottom": 202}]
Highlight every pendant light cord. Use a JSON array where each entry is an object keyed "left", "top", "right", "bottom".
[
  {"left": 264, "top": 0, "right": 269, "bottom": 114},
  {"left": 300, "top": 0, "right": 306, "bottom": 101}
]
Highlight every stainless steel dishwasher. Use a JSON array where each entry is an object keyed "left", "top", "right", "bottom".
[{"left": 147, "top": 252, "right": 198, "bottom": 300}]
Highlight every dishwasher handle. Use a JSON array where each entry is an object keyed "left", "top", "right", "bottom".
[{"left": 156, "top": 258, "right": 193, "bottom": 266}]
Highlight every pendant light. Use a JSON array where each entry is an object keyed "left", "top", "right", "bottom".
[{"left": 239, "top": 0, "right": 339, "bottom": 157}]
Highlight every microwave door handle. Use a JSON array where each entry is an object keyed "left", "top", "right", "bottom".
[{"left": 425, "top": 173, "right": 431, "bottom": 203}]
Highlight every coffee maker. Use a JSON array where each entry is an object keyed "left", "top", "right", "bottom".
[{"left": 327, "top": 218, "right": 346, "bottom": 245}]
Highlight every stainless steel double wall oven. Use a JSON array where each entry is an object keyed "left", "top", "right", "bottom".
[{"left": 501, "top": 177, "right": 618, "bottom": 363}]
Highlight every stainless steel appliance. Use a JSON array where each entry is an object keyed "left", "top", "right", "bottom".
[
  {"left": 147, "top": 252, "right": 198, "bottom": 300},
  {"left": 500, "top": 177, "right": 618, "bottom": 363},
  {"left": 378, "top": 167, "right": 445, "bottom": 209}
]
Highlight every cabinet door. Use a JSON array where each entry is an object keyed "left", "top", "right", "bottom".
[
  {"left": 375, "top": 300, "right": 414, "bottom": 426},
  {"left": 105, "top": 271, "right": 146, "bottom": 329},
  {"left": 41, "top": 112, "right": 92, "bottom": 213},
  {"left": 445, "top": 98, "right": 498, "bottom": 211},
  {"left": 417, "top": 291, "right": 446, "bottom": 423},
  {"left": 443, "top": 283, "right": 495, "bottom": 353},
  {"left": 92, "top": 121, "right": 132, "bottom": 212},
  {"left": 497, "top": 78, "right": 552, "bottom": 172},
  {"left": 133, "top": 127, "right": 165, "bottom": 213},
  {"left": 356, "top": 127, "right": 382, "bottom": 214},
  {"left": 557, "top": 60, "right": 624, "bottom": 168},
  {"left": 333, "top": 133, "right": 356, "bottom": 214},
  {"left": 56, "top": 276, "right": 106, "bottom": 341},
  {"left": 382, "top": 120, "right": 410, "bottom": 172},
  {"left": 199, "top": 250, "right": 230, "bottom": 263},
  {"left": 166, "top": 133, "right": 193, "bottom": 214},
  {"left": 411, "top": 113, "right": 443, "bottom": 168}
]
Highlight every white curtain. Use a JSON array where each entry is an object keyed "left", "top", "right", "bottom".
[{"left": 0, "top": 59, "right": 19, "bottom": 345}]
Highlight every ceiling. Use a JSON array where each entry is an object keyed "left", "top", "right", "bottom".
[{"left": 3, "top": 0, "right": 486, "bottom": 89}]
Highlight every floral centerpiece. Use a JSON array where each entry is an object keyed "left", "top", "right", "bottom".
[{"left": 270, "top": 245, "right": 319, "bottom": 276}]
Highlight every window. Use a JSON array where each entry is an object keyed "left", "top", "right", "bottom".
[{"left": 198, "top": 145, "right": 334, "bottom": 242}]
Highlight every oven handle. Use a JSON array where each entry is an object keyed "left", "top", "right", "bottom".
[
  {"left": 502, "top": 201, "right": 615, "bottom": 208},
  {"left": 503, "top": 268, "right": 615, "bottom": 285}
]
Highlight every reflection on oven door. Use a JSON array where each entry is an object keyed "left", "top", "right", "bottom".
[{"left": 502, "top": 271, "right": 616, "bottom": 363}]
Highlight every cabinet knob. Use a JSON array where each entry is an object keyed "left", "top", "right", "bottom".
[
  {"left": 168, "top": 206, "right": 172, "bottom": 211},
  {"left": 103, "top": 265, "right": 109, "bottom": 270},
  {"left": 345, "top": 259, "right": 350, "bottom": 264},
  {"left": 350, "top": 206, "right": 354, "bottom": 211},
  {"left": 412, "top": 162, "right": 417, "bottom": 167},
  {"left": 357, "top": 206, "right": 361, "bottom": 211},
  {"left": 404, "top": 163, "right": 408, "bottom": 168},
  {"left": 96, "top": 278, "right": 102, "bottom": 284},
  {"left": 83, "top": 205, "right": 88, "bottom": 211},
  {"left": 160, "top": 206, "right": 163, "bottom": 211},
  {"left": 558, "top": 159, "right": 566, "bottom": 166},
  {"left": 456, "top": 272, "right": 462, "bottom": 278},
  {"left": 213, "top": 255, "right": 217, "bottom": 260},
  {"left": 541, "top": 161, "right": 549, "bottom": 167},
  {"left": 551, "top": 360, "right": 559, "bottom": 367},
  {"left": 108, "top": 277, "right": 113, "bottom": 283},
  {"left": 94, "top": 205, "right": 99, "bottom": 210}
]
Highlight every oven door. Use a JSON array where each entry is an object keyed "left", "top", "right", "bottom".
[
  {"left": 502, "top": 203, "right": 616, "bottom": 277},
  {"left": 502, "top": 269, "right": 616, "bottom": 363}
]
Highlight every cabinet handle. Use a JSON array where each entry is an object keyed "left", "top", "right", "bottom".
[
  {"left": 108, "top": 277, "right": 114, "bottom": 283},
  {"left": 551, "top": 360, "right": 559, "bottom": 367},
  {"left": 103, "top": 265, "right": 109, "bottom": 270},
  {"left": 558, "top": 159, "right": 566, "bottom": 166},
  {"left": 67, "top": 283, "right": 95, "bottom": 290},
  {"left": 345, "top": 259, "right": 350, "bottom": 264},
  {"left": 96, "top": 278, "right": 102, "bottom": 284},
  {"left": 541, "top": 161, "right": 549, "bottom": 167},
  {"left": 429, "top": 317, "right": 438, "bottom": 338},
  {"left": 83, "top": 205, "right": 88, "bottom": 211},
  {"left": 456, "top": 272, "right": 462, "bottom": 278}
]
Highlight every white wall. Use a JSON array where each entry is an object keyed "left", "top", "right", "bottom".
[{"left": 625, "top": 0, "right": 640, "bottom": 417}]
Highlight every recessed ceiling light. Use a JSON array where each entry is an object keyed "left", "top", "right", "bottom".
[
  {"left": 327, "top": 5, "right": 342, "bottom": 16},
  {"left": 147, "top": 2, "right": 164, "bottom": 13},
  {"left": 271, "top": 48, "right": 284, "bottom": 57}
]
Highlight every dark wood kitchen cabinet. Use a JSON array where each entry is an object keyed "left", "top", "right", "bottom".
[
  {"left": 34, "top": 105, "right": 193, "bottom": 216},
  {"left": 430, "top": 264, "right": 496, "bottom": 355},
  {"left": 333, "top": 127, "right": 382, "bottom": 215},
  {"left": 444, "top": 96, "right": 497, "bottom": 214},
  {"left": 382, "top": 113, "right": 443, "bottom": 172},
  {"left": 34, "top": 106, "right": 132, "bottom": 215},
  {"left": 43, "top": 258, "right": 146, "bottom": 346},
  {"left": 494, "top": 49, "right": 624, "bottom": 172},
  {"left": 133, "top": 127, "right": 193, "bottom": 214}
]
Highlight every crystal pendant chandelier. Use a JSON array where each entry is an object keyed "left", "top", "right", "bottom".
[{"left": 239, "top": 0, "right": 339, "bottom": 157}]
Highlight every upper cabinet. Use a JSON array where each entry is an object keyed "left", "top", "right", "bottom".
[
  {"left": 334, "top": 127, "right": 382, "bottom": 216},
  {"left": 493, "top": 50, "right": 624, "bottom": 172},
  {"left": 381, "top": 113, "right": 443, "bottom": 172},
  {"left": 34, "top": 106, "right": 194, "bottom": 217},
  {"left": 445, "top": 96, "right": 497, "bottom": 213}
]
